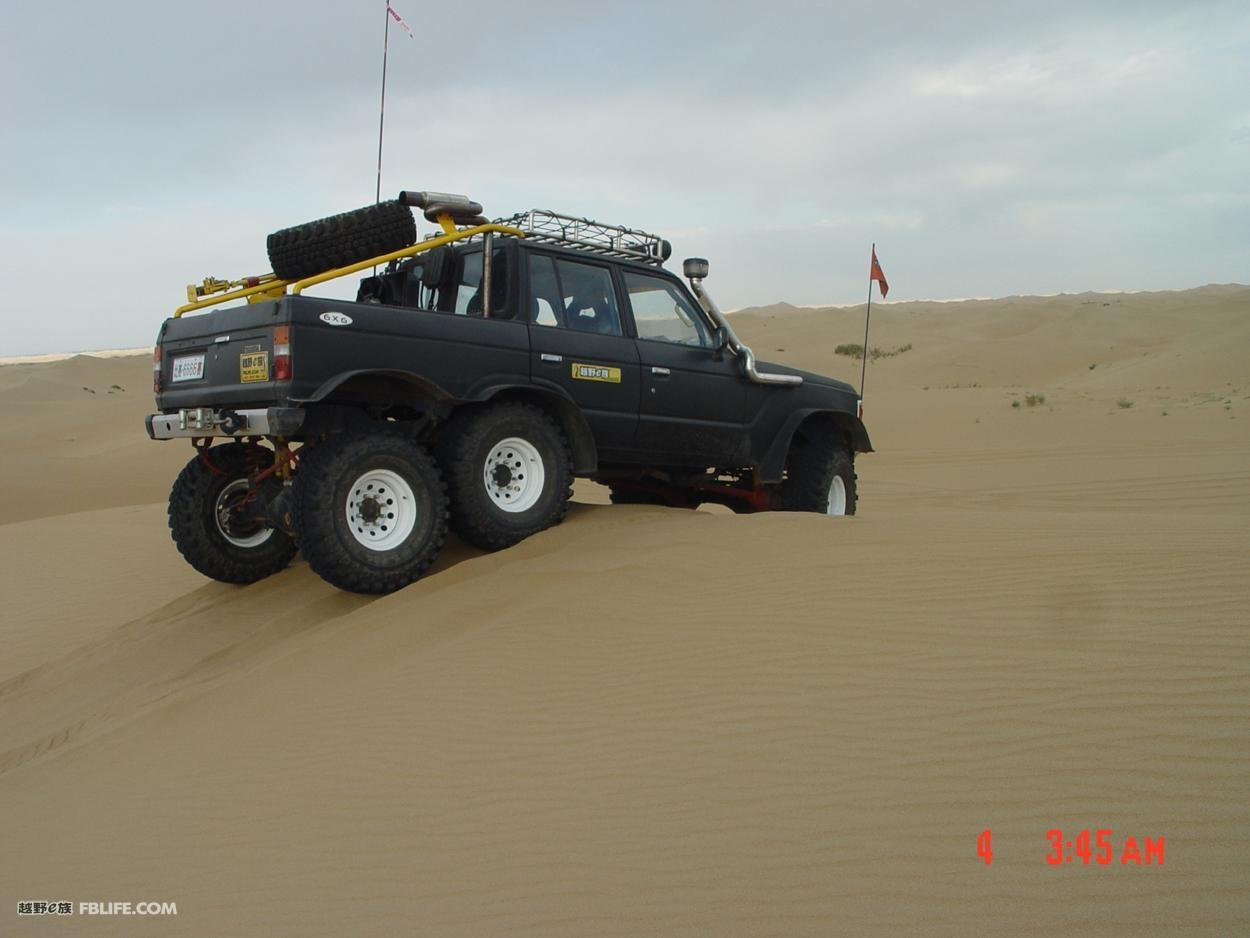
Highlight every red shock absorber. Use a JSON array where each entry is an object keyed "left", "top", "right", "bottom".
[{"left": 242, "top": 444, "right": 269, "bottom": 475}]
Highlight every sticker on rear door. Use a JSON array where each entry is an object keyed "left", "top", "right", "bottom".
[
  {"left": 240, "top": 350, "right": 269, "bottom": 383},
  {"left": 570, "top": 363, "right": 621, "bottom": 384}
]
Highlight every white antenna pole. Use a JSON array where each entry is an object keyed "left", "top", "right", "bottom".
[{"left": 375, "top": 2, "right": 391, "bottom": 205}]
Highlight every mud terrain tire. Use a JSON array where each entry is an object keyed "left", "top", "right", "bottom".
[
  {"left": 781, "top": 434, "right": 857, "bottom": 516},
  {"left": 438, "top": 403, "right": 573, "bottom": 551},
  {"left": 266, "top": 201, "right": 416, "bottom": 281},
  {"left": 293, "top": 427, "right": 447, "bottom": 594},
  {"left": 168, "top": 443, "right": 297, "bottom": 584}
]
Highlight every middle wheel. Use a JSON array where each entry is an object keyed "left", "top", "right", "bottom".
[
  {"left": 439, "top": 402, "right": 573, "bottom": 551},
  {"left": 292, "top": 427, "right": 448, "bottom": 594}
]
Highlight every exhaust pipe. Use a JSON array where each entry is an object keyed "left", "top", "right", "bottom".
[{"left": 397, "top": 190, "right": 485, "bottom": 223}]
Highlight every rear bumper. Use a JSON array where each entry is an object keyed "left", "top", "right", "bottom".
[{"left": 146, "top": 407, "right": 305, "bottom": 440}]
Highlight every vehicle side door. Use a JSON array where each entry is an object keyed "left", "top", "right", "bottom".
[
  {"left": 622, "top": 269, "right": 746, "bottom": 464},
  {"left": 524, "top": 251, "right": 641, "bottom": 460}
]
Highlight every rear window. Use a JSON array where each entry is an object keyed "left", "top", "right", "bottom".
[{"left": 449, "top": 247, "right": 509, "bottom": 316}]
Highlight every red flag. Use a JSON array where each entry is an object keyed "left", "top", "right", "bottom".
[
  {"left": 387, "top": 2, "right": 414, "bottom": 37},
  {"left": 870, "top": 247, "right": 889, "bottom": 299}
]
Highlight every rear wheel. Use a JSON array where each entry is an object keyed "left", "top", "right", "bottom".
[
  {"left": 168, "top": 443, "right": 297, "bottom": 584},
  {"left": 438, "top": 403, "right": 573, "bottom": 550},
  {"left": 781, "top": 435, "right": 857, "bottom": 516},
  {"left": 292, "top": 427, "right": 447, "bottom": 594}
]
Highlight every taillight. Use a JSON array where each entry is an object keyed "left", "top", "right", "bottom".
[
  {"left": 153, "top": 346, "right": 162, "bottom": 393},
  {"left": 273, "top": 326, "right": 291, "bottom": 381}
]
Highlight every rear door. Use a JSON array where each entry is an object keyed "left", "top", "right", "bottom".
[
  {"left": 622, "top": 269, "right": 746, "bottom": 464},
  {"left": 524, "top": 251, "right": 640, "bottom": 459},
  {"left": 157, "top": 303, "right": 286, "bottom": 411}
]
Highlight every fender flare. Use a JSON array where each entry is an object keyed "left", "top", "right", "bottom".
[
  {"left": 758, "top": 409, "right": 873, "bottom": 482},
  {"left": 294, "top": 368, "right": 453, "bottom": 404},
  {"left": 456, "top": 383, "right": 599, "bottom": 476}
]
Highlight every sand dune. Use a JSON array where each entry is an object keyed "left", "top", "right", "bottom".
[{"left": 1, "top": 286, "right": 1248, "bottom": 935}]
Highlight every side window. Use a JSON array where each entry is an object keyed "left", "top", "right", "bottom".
[
  {"left": 556, "top": 259, "right": 622, "bottom": 336},
  {"left": 527, "top": 254, "right": 564, "bottom": 327},
  {"left": 623, "top": 272, "right": 710, "bottom": 347},
  {"left": 450, "top": 248, "right": 509, "bottom": 316},
  {"left": 526, "top": 254, "right": 623, "bottom": 337},
  {"left": 452, "top": 252, "right": 482, "bottom": 315},
  {"left": 400, "top": 261, "right": 429, "bottom": 309},
  {"left": 533, "top": 298, "right": 559, "bottom": 326}
]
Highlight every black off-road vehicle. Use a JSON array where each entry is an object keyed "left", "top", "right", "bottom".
[{"left": 147, "top": 191, "right": 871, "bottom": 593}]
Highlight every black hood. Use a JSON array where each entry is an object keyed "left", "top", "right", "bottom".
[{"left": 752, "top": 358, "right": 859, "bottom": 397}]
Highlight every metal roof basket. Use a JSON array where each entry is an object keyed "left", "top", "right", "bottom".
[{"left": 493, "top": 209, "right": 672, "bottom": 265}]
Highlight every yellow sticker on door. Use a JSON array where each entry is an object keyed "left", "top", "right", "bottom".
[
  {"left": 240, "top": 351, "right": 269, "bottom": 383},
  {"left": 570, "top": 362, "right": 621, "bottom": 384}
]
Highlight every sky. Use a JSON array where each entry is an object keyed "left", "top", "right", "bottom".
[{"left": 1, "top": 0, "right": 1247, "bottom": 354}]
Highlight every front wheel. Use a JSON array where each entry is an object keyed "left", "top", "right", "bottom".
[
  {"left": 168, "top": 443, "right": 297, "bottom": 584},
  {"left": 292, "top": 428, "right": 448, "bottom": 594},
  {"left": 781, "top": 438, "right": 857, "bottom": 516},
  {"left": 438, "top": 402, "right": 573, "bottom": 551}
]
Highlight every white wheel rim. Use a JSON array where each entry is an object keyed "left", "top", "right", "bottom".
[
  {"left": 214, "top": 479, "right": 275, "bottom": 548},
  {"left": 345, "top": 468, "right": 417, "bottom": 551},
  {"left": 482, "top": 436, "right": 545, "bottom": 513},
  {"left": 827, "top": 476, "right": 848, "bottom": 516}
]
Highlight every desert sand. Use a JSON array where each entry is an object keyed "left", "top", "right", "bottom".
[{"left": 1, "top": 285, "right": 1247, "bottom": 935}]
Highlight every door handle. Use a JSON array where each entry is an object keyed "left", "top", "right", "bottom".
[
  {"left": 540, "top": 353, "right": 563, "bottom": 363},
  {"left": 650, "top": 366, "right": 671, "bottom": 376}
]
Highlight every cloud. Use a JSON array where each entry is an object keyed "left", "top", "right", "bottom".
[{"left": 0, "top": 0, "right": 1247, "bottom": 353}]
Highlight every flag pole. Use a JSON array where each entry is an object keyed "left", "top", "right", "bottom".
[
  {"left": 375, "top": 1, "right": 391, "bottom": 206},
  {"left": 860, "top": 242, "right": 874, "bottom": 398}
]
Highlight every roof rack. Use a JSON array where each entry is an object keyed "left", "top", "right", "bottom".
[{"left": 492, "top": 209, "right": 672, "bottom": 265}]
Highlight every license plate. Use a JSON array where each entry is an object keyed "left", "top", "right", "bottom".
[
  {"left": 240, "top": 351, "right": 269, "bottom": 384},
  {"left": 171, "top": 354, "right": 205, "bottom": 382}
]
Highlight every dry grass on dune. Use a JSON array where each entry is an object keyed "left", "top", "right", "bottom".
[{"left": 0, "top": 285, "right": 1248, "bottom": 936}]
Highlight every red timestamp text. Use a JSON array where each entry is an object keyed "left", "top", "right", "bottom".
[{"left": 975, "top": 829, "right": 1166, "bottom": 866}]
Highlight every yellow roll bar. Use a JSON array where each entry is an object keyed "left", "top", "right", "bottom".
[{"left": 174, "top": 217, "right": 525, "bottom": 317}]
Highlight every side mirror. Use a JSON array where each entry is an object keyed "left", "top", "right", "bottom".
[
  {"left": 683, "top": 257, "right": 709, "bottom": 280},
  {"left": 711, "top": 325, "right": 730, "bottom": 360}
]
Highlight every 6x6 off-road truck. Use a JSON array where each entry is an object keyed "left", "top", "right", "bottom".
[{"left": 147, "top": 191, "right": 871, "bottom": 593}]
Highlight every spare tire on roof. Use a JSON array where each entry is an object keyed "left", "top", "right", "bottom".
[{"left": 266, "top": 201, "right": 416, "bottom": 281}]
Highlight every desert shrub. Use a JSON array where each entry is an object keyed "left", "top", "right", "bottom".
[{"left": 835, "top": 343, "right": 913, "bottom": 361}]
